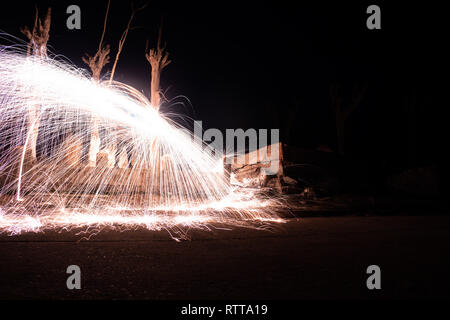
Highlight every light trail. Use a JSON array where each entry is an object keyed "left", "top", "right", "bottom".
[{"left": 0, "top": 48, "right": 285, "bottom": 238}]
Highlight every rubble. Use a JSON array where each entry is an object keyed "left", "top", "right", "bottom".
[{"left": 226, "top": 142, "right": 284, "bottom": 192}]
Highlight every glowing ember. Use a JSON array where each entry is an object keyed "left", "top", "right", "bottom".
[{"left": 0, "top": 47, "right": 284, "bottom": 237}]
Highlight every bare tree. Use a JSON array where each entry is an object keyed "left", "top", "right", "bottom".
[
  {"left": 82, "top": 45, "right": 110, "bottom": 81},
  {"left": 403, "top": 93, "right": 417, "bottom": 167},
  {"left": 20, "top": 7, "right": 51, "bottom": 162},
  {"left": 82, "top": 0, "right": 111, "bottom": 166},
  {"left": 330, "top": 84, "right": 367, "bottom": 155},
  {"left": 145, "top": 26, "right": 171, "bottom": 109},
  {"left": 109, "top": 2, "right": 147, "bottom": 84},
  {"left": 21, "top": 7, "right": 51, "bottom": 57},
  {"left": 82, "top": 0, "right": 111, "bottom": 81}
]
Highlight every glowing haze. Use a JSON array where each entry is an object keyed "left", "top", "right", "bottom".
[{"left": 0, "top": 49, "right": 283, "bottom": 238}]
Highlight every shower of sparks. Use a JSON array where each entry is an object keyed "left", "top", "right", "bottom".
[{"left": 0, "top": 47, "right": 284, "bottom": 238}]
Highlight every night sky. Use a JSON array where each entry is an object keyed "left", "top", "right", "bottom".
[{"left": 0, "top": 0, "right": 444, "bottom": 173}]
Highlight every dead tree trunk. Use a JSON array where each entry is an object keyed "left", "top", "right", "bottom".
[
  {"left": 82, "top": 0, "right": 110, "bottom": 167},
  {"left": 20, "top": 7, "right": 51, "bottom": 163},
  {"left": 145, "top": 27, "right": 171, "bottom": 109},
  {"left": 330, "top": 84, "right": 367, "bottom": 155},
  {"left": 109, "top": 2, "right": 146, "bottom": 84},
  {"left": 404, "top": 94, "right": 417, "bottom": 167},
  {"left": 82, "top": 45, "right": 110, "bottom": 167}
]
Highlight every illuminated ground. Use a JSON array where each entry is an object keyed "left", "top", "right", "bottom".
[{"left": 1, "top": 215, "right": 450, "bottom": 299}]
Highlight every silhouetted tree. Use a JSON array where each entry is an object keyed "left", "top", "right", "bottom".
[
  {"left": 20, "top": 7, "right": 51, "bottom": 162},
  {"left": 82, "top": 0, "right": 111, "bottom": 166},
  {"left": 330, "top": 84, "right": 367, "bottom": 155},
  {"left": 403, "top": 93, "right": 417, "bottom": 167},
  {"left": 109, "top": 2, "right": 146, "bottom": 84},
  {"left": 145, "top": 26, "right": 171, "bottom": 109}
]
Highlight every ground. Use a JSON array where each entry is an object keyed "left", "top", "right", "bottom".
[{"left": 1, "top": 216, "right": 450, "bottom": 299}]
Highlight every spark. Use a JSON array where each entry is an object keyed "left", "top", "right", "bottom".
[{"left": 0, "top": 47, "right": 285, "bottom": 238}]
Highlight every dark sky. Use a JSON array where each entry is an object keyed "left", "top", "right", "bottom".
[{"left": 0, "top": 0, "right": 444, "bottom": 171}]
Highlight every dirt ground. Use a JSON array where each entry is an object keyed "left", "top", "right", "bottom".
[{"left": 1, "top": 216, "right": 450, "bottom": 299}]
